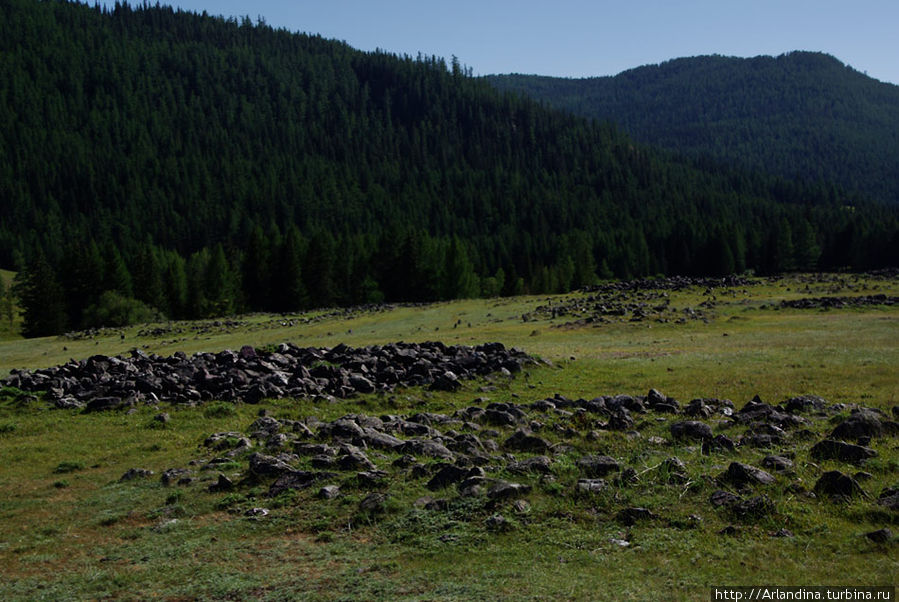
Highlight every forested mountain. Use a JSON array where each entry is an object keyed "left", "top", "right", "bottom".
[
  {"left": 2, "top": 1, "right": 898, "bottom": 337},
  {"left": 487, "top": 52, "right": 899, "bottom": 205}
]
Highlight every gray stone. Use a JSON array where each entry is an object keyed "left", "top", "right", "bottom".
[
  {"left": 814, "top": 471, "right": 866, "bottom": 499},
  {"left": 576, "top": 478, "right": 607, "bottom": 494},
  {"left": 670, "top": 420, "right": 713, "bottom": 441},
  {"left": 576, "top": 454, "right": 620, "bottom": 478},
  {"left": 722, "top": 462, "right": 776, "bottom": 487},
  {"left": 487, "top": 481, "right": 531, "bottom": 501},
  {"left": 810, "top": 439, "right": 877, "bottom": 464}
]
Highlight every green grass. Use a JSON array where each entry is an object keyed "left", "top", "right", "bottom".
[{"left": 0, "top": 273, "right": 898, "bottom": 600}]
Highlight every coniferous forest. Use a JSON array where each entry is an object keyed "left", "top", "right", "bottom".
[
  {"left": 2, "top": 0, "right": 898, "bottom": 336},
  {"left": 488, "top": 52, "right": 899, "bottom": 206}
]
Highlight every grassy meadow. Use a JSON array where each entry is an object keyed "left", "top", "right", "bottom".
[{"left": 0, "top": 274, "right": 897, "bottom": 600}]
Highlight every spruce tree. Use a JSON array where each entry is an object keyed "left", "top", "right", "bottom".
[{"left": 13, "top": 255, "right": 68, "bottom": 337}]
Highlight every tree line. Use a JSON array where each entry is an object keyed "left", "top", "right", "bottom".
[{"left": 2, "top": 1, "right": 898, "bottom": 336}]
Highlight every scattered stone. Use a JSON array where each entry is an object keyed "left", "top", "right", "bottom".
[
  {"left": 244, "top": 507, "right": 269, "bottom": 517},
  {"left": 617, "top": 507, "right": 658, "bottom": 526},
  {"left": 830, "top": 410, "right": 888, "bottom": 441},
  {"left": 512, "top": 499, "right": 531, "bottom": 514},
  {"left": 427, "top": 465, "right": 469, "bottom": 490},
  {"left": 864, "top": 528, "right": 893, "bottom": 543},
  {"left": 160, "top": 468, "right": 191, "bottom": 486},
  {"left": 487, "top": 481, "right": 531, "bottom": 501},
  {"left": 503, "top": 429, "right": 552, "bottom": 453},
  {"left": 208, "top": 474, "right": 234, "bottom": 492},
  {"left": 576, "top": 479, "right": 607, "bottom": 494},
  {"left": 761, "top": 455, "right": 794, "bottom": 472},
  {"left": 576, "top": 455, "right": 620, "bottom": 478},
  {"left": 722, "top": 462, "right": 776, "bottom": 487},
  {"left": 661, "top": 457, "right": 689, "bottom": 483},
  {"left": 813, "top": 471, "right": 866, "bottom": 500},
  {"left": 731, "top": 495, "right": 776, "bottom": 519},
  {"left": 318, "top": 485, "right": 340, "bottom": 499},
  {"left": 507, "top": 456, "right": 553, "bottom": 475},
  {"left": 810, "top": 439, "right": 877, "bottom": 464},
  {"left": 710, "top": 490, "right": 742, "bottom": 508},
  {"left": 359, "top": 492, "right": 388, "bottom": 513},
  {"left": 877, "top": 486, "right": 899, "bottom": 511},
  {"left": 120, "top": 468, "right": 154, "bottom": 481},
  {"left": 670, "top": 421, "right": 713, "bottom": 441},
  {"left": 267, "top": 470, "right": 336, "bottom": 497},
  {"left": 248, "top": 452, "right": 293, "bottom": 478}
]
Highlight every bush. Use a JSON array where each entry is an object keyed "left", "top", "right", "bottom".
[
  {"left": 82, "top": 290, "right": 163, "bottom": 328},
  {"left": 53, "top": 461, "right": 84, "bottom": 474}
]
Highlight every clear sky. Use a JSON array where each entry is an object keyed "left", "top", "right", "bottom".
[{"left": 98, "top": 0, "right": 899, "bottom": 84}]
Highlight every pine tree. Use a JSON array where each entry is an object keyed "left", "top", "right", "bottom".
[{"left": 13, "top": 254, "right": 68, "bottom": 337}]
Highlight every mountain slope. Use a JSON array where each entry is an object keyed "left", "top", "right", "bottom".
[
  {"left": 487, "top": 52, "right": 899, "bottom": 204},
  {"left": 1, "top": 2, "right": 897, "bottom": 336}
]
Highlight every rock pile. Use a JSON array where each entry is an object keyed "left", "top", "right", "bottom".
[
  {"left": 2, "top": 341, "right": 536, "bottom": 409},
  {"left": 780, "top": 295, "right": 899, "bottom": 310},
  {"left": 134, "top": 388, "right": 898, "bottom": 534}
]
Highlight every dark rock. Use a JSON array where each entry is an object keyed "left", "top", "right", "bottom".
[
  {"left": 249, "top": 452, "right": 294, "bottom": 478},
  {"left": 710, "top": 490, "right": 742, "bottom": 508},
  {"left": 702, "top": 434, "right": 736, "bottom": 454},
  {"left": 616, "top": 507, "right": 658, "bottom": 526},
  {"left": 507, "top": 456, "right": 553, "bottom": 475},
  {"left": 503, "top": 429, "right": 552, "bottom": 453},
  {"left": 357, "top": 470, "right": 388, "bottom": 488},
  {"left": 361, "top": 427, "right": 404, "bottom": 450},
  {"left": 784, "top": 395, "right": 827, "bottom": 414},
  {"left": 670, "top": 420, "right": 713, "bottom": 441},
  {"left": 120, "top": 468, "right": 154, "bottom": 482},
  {"left": 208, "top": 474, "right": 234, "bottom": 492},
  {"left": 359, "top": 492, "right": 388, "bottom": 513},
  {"left": 684, "top": 399, "right": 716, "bottom": 418},
  {"left": 430, "top": 371, "right": 461, "bottom": 392},
  {"left": 864, "top": 528, "right": 893, "bottom": 543},
  {"left": 722, "top": 462, "right": 776, "bottom": 487},
  {"left": 606, "top": 408, "right": 634, "bottom": 431},
  {"left": 661, "top": 457, "right": 689, "bottom": 483},
  {"left": 830, "top": 409, "right": 886, "bottom": 441},
  {"left": 458, "top": 476, "right": 488, "bottom": 497},
  {"left": 761, "top": 455, "right": 794, "bottom": 472},
  {"left": 576, "top": 455, "right": 620, "bottom": 478},
  {"left": 810, "top": 439, "right": 877, "bottom": 464},
  {"left": 427, "top": 464, "right": 469, "bottom": 490},
  {"left": 617, "top": 467, "right": 639, "bottom": 485},
  {"left": 268, "top": 471, "right": 336, "bottom": 497},
  {"left": 83, "top": 396, "right": 126, "bottom": 413},
  {"left": 485, "top": 514, "right": 510, "bottom": 531},
  {"left": 337, "top": 450, "right": 376, "bottom": 471},
  {"left": 877, "top": 486, "right": 899, "bottom": 511},
  {"left": 814, "top": 471, "right": 866, "bottom": 499},
  {"left": 576, "top": 479, "right": 607, "bottom": 494},
  {"left": 772, "top": 528, "right": 794, "bottom": 538},
  {"left": 400, "top": 439, "right": 454, "bottom": 460},
  {"left": 160, "top": 468, "right": 190, "bottom": 486},
  {"left": 392, "top": 454, "right": 417, "bottom": 468},
  {"left": 731, "top": 495, "right": 775, "bottom": 519},
  {"left": 487, "top": 481, "right": 532, "bottom": 501}
]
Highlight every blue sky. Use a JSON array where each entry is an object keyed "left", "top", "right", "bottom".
[{"left": 99, "top": 0, "right": 899, "bottom": 84}]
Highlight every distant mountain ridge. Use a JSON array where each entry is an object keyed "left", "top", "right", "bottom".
[{"left": 487, "top": 52, "right": 899, "bottom": 204}]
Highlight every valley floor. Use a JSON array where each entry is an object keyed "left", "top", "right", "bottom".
[{"left": 0, "top": 274, "right": 897, "bottom": 600}]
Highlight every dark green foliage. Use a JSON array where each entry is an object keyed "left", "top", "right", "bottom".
[
  {"left": 0, "top": 2, "right": 897, "bottom": 337},
  {"left": 487, "top": 52, "right": 899, "bottom": 205},
  {"left": 82, "top": 290, "right": 161, "bottom": 328},
  {"left": 13, "top": 255, "right": 67, "bottom": 337}
]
